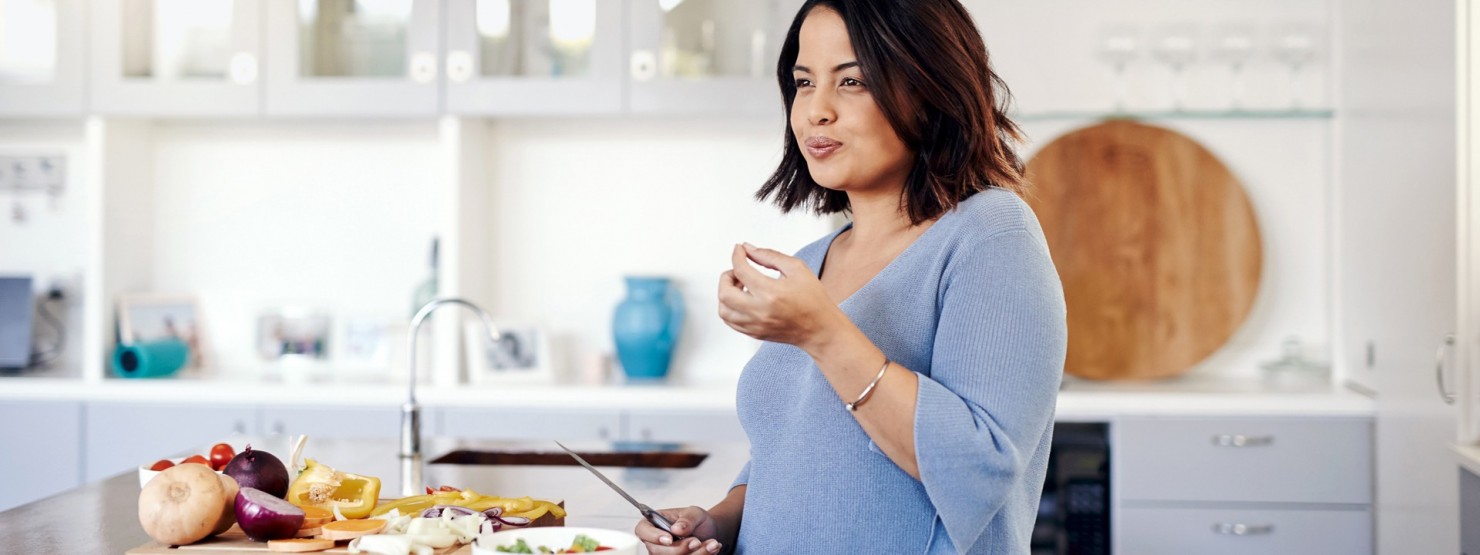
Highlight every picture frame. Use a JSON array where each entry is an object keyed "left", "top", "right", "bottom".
[
  {"left": 116, "top": 293, "right": 207, "bottom": 369},
  {"left": 465, "top": 321, "right": 553, "bottom": 385},
  {"left": 332, "top": 316, "right": 398, "bottom": 376},
  {"left": 256, "top": 309, "right": 332, "bottom": 361}
]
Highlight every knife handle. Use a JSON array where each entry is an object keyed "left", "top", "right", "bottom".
[{"left": 646, "top": 510, "right": 675, "bottom": 534}]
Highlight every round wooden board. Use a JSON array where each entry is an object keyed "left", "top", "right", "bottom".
[{"left": 1023, "top": 119, "right": 1262, "bottom": 380}]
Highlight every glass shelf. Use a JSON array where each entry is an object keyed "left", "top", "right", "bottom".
[{"left": 1012, "top": 109, "right": 1335, "bottom": 122}]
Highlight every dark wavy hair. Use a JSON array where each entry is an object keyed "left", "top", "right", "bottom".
[{"left": 755, "top": 0, "right": 1025, "bottom": 225}]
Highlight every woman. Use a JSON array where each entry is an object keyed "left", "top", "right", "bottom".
[{"left": 636, "top": 0, "right": 1066, "bottom": 552}]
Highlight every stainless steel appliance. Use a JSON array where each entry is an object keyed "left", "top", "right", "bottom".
[{"left": 0, "top": 276, "right": 33, "bottom": 370}]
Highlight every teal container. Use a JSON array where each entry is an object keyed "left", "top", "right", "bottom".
[
  {"left": 112, "top": 339, "right": 188, "bottom": 378},
  {"left": 613, "top": 276, "right": 684, "bottom": 381}
]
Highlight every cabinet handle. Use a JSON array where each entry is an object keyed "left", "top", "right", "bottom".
[
  {"left": 411, "top": 52, "right": 437, "bottom": 83},
  {"left": 273, "top": 422, "right": 285, "bottom": 436},
  {"left": 233, "top": 420, "right": 246, "bottom": 435},
  {"left": 1210, "top": 434, "right": 1273, "bottom": 447},
  {"left": 630, "top": 50, "right": 657, "bottom": 81},
  {"left": 1438, "top": 333, "right": 1457, "bottom": 405},
  {"left": 1212, "top": 523, "right": 1274, "bottom": 536},
  {"left": 598, "top": 427, "right": 610, "bottom": 440},
  {"left": 447, "top": 51, "right": 473, "bottom": 83}
]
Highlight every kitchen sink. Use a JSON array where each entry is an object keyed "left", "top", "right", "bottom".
[{"left": 429, "top": 448, "right": 708, "bottom": 469}]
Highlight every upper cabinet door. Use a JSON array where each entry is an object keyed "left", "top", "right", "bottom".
[
  {"left": 444, "top": 0, "right": 623, "bottom": 116},
  {"left": 265, "top": 0, "right": 440, "bottom": 117},
  {"left": 91, "top": 0, "right": 263, "bottom": 116},
  {"left": 626, "top": 0, "right": 798, "bottom": 116},
  {"left": 0, "top": 0, "right": 85, "bottom": 116}
]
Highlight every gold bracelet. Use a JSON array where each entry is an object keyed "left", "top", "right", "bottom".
[{"left": 845, "top": 358, "right": 891, "bottom": 412}]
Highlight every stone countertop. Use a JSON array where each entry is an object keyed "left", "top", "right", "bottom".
[
  {"left": 0, "top": 374, "right": 1375, "bottom": 419},
  {"left": 0, "top": 436, "right": 748, "bottom": 554}
]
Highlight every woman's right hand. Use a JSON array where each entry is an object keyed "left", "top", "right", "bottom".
[{"left": 635, "top": 506, "right": 724, "bottom": 554}]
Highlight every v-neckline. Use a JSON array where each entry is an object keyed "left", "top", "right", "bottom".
[{"left": 816, "top": 213, "right": 949, "bottom": 308}]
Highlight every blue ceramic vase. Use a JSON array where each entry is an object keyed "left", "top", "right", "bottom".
[{"left": 612, "top": 276, "right": 684, "bottom": 380}]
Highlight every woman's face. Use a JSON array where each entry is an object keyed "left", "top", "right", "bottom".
[{"left": 791, "top": 7, "right": 914, "bottom": 194}]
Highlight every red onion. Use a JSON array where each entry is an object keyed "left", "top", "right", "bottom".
[
  {"left": 234, "top": 487, "right": 305, "bottom": 541},
  {"left": 223, "top": 445, "right": 290, "bottom": 499}
]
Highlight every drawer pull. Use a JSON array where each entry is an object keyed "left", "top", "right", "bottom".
[
  {"left": 1211, "top": 434, "right": 1273, "bottom": 447},
  {"left": 1212, "top": 523, "right": 1274, "bottom": 536}
]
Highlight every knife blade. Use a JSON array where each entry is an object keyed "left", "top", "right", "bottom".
[{"left": 554, "top": 441, "right": 675, "bottom": 534}]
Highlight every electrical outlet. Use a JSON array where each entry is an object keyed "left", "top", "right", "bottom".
[{"left": 0, "top": 155, "right": 67, "bottom": 193}]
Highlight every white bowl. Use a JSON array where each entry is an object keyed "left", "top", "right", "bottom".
[
  {"left": 473, "top": 526, "right": 641, "bottom": 555},
  {"left": 138, "top": 458, "right": 224, "bottom": 488}
]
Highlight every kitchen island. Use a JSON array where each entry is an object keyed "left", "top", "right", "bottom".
[{"left": 0, "top": 436, "right": 748, "bottom": 553}]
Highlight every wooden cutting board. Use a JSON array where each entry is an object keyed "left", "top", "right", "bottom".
[
  {"left": 1023, "top": 119, "right": 1262, "bottom": 380},
  {"left": 126, "top": 525, "right": 469, "bottom": 554},
  {"left": 128, "top": 503, "right": 564, "bottom": 555}
]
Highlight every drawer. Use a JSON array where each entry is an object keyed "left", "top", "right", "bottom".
[
  {"left": 1117, "top": 416, "right": 1371, "bottom": 504},
  {"left": 1118, "top": 506, "right": 1371, "bottom": 555}
]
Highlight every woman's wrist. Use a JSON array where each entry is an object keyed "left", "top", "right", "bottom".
[
  {"left": 709, "top": 485, "right": 746, "bottom": 551},
  {"left": 798, "top": 307, "right": 857, "bottom": 359}
]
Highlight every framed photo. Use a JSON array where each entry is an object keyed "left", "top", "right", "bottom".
[
  {"left": 465, "top": 321, "right": 552, "bottom": 385},
  {"left": 332, "top": 316, "right": 398, "bottom": 375},
  {"left": 116, "top": 294, "right": 207, "bottom": 369},
  {"left": 256, "top": 310, "right": 331, "bottom": 361}
]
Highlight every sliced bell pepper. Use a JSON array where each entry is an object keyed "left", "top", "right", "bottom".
[{"left": 286, "top": 458, "right": 382, "bottom": 519}]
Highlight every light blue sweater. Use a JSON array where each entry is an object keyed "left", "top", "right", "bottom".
[{"left": 731, "top": 188, "right": 1067, "bottom": 554}]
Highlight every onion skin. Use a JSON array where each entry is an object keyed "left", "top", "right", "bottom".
[
  {"left": 235, "top": 487, "right": 306, "bottom": 542},
  {"left": 138, "top": 463, "right": 230, "bottom": 546},
  {"left": 223, "top": 445, "right": 291, "bottom": 499}
]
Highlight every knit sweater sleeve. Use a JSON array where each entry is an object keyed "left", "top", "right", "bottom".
[{"left": 913, "top": 228, "right": 1067, "bottom": 551}]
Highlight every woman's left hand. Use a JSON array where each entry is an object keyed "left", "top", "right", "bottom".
[{"left": 718, "top": 243, "right": 842, "bottom": 351}]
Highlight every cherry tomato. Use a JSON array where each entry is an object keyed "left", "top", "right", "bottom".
[
  {"left": 182, "top": 454, "right": 210, "bottom": 466},
  {"left": 208, "top": 443, "right": 235, "bottom": 470},
  {"left": 148, "top": 459, "right": 174, "bottom": 471}
]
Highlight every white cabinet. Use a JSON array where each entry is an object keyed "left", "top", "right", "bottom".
[
  {"left": 0, "top": 0, "right": 85, "bottom": 116},
  {"left": 264, "top": 0, "right": 440, "bottom": 116},
  {"left": 1337, "top": 0, "right": 1460, "bottom": 552},
  {"left": 1117, "top": 416, "right": 1371, "bottom": 504},
  {"left": 443, "top": 0, "right": 623, "bottom": 116},
  {"left": 0, "top": 401, "right": 81, "bottom": 511},
  {"left": 82, "top": 401, "right": 255, "bottom": 482},
  {"left": 626, "top": 409, "right": 744, "bottom": 444},
  {"left": 260, "top": 406, "right": 401, "bottom": 439},
  {"left": 1119, "top": 506, "right": 1372, "bottom": 555},
  {"left": 435, "top": 406, "right": 621, "bottom": 441},
  {"left": 1115, "top": 416, "right": 1373, "bottom": 554},
  {"left": 89, "top": 0, "right": 263, "bottom": 116},
  {"left": 624, "top": 0, "right": 798, "bottom": 115}
]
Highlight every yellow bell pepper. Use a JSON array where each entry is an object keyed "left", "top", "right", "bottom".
[
  {"left": 369, "top": 491, "right": 463, "bottom": 517},
  {"left": 286, "top": 458, "right": 382, "bottom": 519}
]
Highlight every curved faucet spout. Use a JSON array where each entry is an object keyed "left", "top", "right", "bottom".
[{"left": 400, "top": 297, "right": 499, "bottom": 497}]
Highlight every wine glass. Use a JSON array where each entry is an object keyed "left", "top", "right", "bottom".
[
  {"left": 1151, "top": 24, "right": 1200, "bottom": 112},
  {"left": 1209, "top": 23, "right": 1257, "bottom": 110},
  {"left": 1096, "top": 25, "right": 1142, "bottom": 112},
  {"left": 1271, "top": 22, "right": 1322, "bottom": 110}
]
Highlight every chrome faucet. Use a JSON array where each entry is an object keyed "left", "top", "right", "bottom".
[{"left": 400, "top": 297, "right": 500, "bottom": 497}]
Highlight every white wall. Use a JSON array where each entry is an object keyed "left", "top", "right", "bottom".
[
  {"left": 146, "top": 121, "right": 443, "bottom": 375},
  {"left": 978, "top": 0, "right": 1337, "bottom": 381},
  {"left": 477, "top": 117, "right": 832, "bottom": 385}
]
